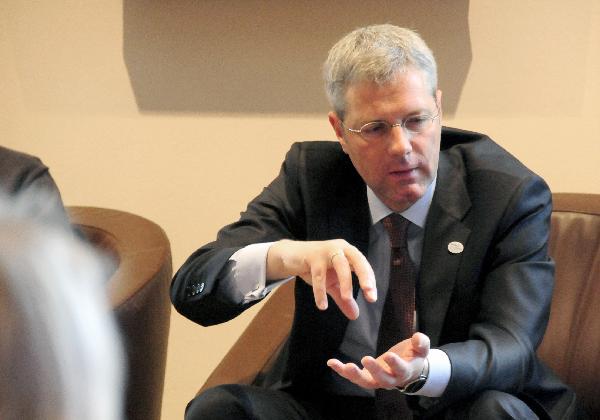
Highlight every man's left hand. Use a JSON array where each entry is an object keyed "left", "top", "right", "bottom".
[{"left": 327, "top": 332, "right": 430, "bottom": 390}]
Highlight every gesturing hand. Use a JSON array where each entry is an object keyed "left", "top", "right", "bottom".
[
  {"left": 266, "top": 239, "right": 376, "bottom": 319},
  {"left": 327, "top": 332, "right": 430, "bottom": 390}
]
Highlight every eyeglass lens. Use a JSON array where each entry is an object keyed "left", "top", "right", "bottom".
[{"left": 360, "top": 115, "right": 435, "bottom": 140}]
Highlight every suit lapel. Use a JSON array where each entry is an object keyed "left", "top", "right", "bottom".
[
  {"left": 418, "top": 150, "right": 472, "bottom": 347},
  {"left": 315, "top": 152, "right": 370, "bottom": 341},
  {"left": 331, "top": 168, "right": 370, "bottom": 312},
  {"left": 326, "top": 156, "right": 371, "bottom": 259}
]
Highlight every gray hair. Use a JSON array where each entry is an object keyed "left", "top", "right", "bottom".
[
  {"left": 0, "top": 192, "right": 124, "bottom": 420},
  {"left": 323, "top": 24, "right": 438, "bottom": 119}
]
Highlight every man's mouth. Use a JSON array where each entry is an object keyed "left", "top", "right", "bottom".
[
  {"left": 389, "top": 167, "right": 418, "bottom": 181},
  {"left": 390, "top": 166, "right": 417, "bottom": 175}
]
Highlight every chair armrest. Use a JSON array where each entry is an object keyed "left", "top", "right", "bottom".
[
  {"left": 68, "top": 206, "right": 172, "bottom": 420},
  {"left": 198, "top": 279, "right": 295, "bottom": 394}
]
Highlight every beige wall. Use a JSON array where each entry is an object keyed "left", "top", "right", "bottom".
[{"left": 2, "top": 1, "right": 599, "bottom": 419}]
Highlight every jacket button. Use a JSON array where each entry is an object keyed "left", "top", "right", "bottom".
[{"left": 196, "top": 282, "right": 205, "bottom": 294}]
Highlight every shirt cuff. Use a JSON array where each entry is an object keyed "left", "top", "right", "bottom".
[
  {"left": 412, "top": 348, "right": 450, "bottom": 397},
  {"left": 229, "top": 242, "right": 292, "bottom": 304}
]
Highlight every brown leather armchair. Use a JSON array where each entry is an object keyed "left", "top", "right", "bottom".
[
  {"left": 538, "top": 193, "right": 600, "bottom": 417},
  {"left": 198, "top": 193, "right": 600, "bottom": 418},
  {"left": 68, "top": 206, "right": 172, "bottom": 420}
]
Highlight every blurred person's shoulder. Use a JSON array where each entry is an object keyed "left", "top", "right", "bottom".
[{"left": 0, "top": 146, "right": 50, "bottom": 194}]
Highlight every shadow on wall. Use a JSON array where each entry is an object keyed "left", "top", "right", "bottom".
[{"left": 123, "top": 0, "right": 471, "bottom": 116}]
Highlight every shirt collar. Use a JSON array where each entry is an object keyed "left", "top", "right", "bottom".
[{"left": 367, "top": 178, "right": 437, "bottom": 229}]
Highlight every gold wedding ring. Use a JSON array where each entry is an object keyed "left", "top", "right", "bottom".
[{"left": 330, "top": 251, "right": 344, "bottom": 264}]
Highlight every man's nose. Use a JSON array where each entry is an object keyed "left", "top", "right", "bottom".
[{"left": 388, "top": 125, "right": 413, "bottom": 156}]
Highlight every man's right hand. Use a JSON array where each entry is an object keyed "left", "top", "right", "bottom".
[{"left": 266, "top": 239, "right": 376, "bottom": 320}]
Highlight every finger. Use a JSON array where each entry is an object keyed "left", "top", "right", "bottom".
[
  {"left": 327, "top": 359, "right": 377, "bottom": 389},
  {"left": 382, "top": 352, "right": 404, "bottom": 371},
  {"left": 329, "top": 288, "right": 359, "bottom": 320},
  {"left": 382, "top": 352, "right": 412, "bottom": 383},
  {"left": 326, "top": 358, "right": 344, "bottom": 370},
  {"left": 310, "top": 260, "right": 328, "bottom": 311},
  {"left": 361, "top": 356, "right": 397, "bottom": 389},
  {"left": 344, "top": 245, "right": 377, "bottom": 302},
  {"left": 327, "top": 359, "right": 359, "bottom": 378},
  {"left": 329, "top": 249, "right": 353, "bottom": 303},
  {"left": 329, "top": 249, "right": 360, "bottom": 319}
]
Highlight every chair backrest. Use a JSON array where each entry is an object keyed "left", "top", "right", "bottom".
[
  {"left": 537, "top": 193, "right": 600, "bottom": 417},
  {"left": 68, "top": 206, "right": 172, "bottom": 420},
  {"left": 199, "top": 193, "right": 600, "bottom": 417}
]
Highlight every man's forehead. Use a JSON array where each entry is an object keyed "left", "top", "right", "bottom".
[{"left": 344, "top": 71, "right": 437, "bottom": 120}]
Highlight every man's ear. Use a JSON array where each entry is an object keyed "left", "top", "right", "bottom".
[
  {"left": 435, "top": 89, "right": 443, "bottom": 116},
  {"left": 328, "top": 112, "right": 348, "bottom": 153}
]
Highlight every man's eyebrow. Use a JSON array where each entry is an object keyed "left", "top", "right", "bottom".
[{"left": 358, "top": 108, "right": 434, "bottom": 125}]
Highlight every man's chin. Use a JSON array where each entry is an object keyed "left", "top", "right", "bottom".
[{"left": 387, "top": 188, "right": 425, "bottom": 211}]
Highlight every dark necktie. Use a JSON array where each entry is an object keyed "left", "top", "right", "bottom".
[{"left": 375, "top": 213, "right": 417, "bottom": 420}]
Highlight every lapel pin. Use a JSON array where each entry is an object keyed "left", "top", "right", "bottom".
[{"left": 448, "top": 241, "right": 464, "bottom": 254}]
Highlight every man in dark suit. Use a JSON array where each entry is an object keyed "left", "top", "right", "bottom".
[{"left": 171, "top": 25, "right": 576, "bottom": 419}]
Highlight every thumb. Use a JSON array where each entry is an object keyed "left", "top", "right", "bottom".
[{"left": 411, "top": 332, "right": 430, "bottom": 357}]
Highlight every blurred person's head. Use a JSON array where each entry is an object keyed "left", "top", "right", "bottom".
[{"left": 0, "top": 192, "right": 124, "bottom": 420}]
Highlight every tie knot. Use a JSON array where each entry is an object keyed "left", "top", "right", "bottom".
[{"left": 382, "top": 213, "right": 411, "bottom": 248}]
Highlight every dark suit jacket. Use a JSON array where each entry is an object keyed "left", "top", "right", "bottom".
[
  {"left": 0, "top": 145, "right": 69, "bottom": 227},
  {"left": 171, "top": 127, "right": 576, "bottom": 418}
]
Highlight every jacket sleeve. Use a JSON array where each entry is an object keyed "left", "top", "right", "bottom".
[{"left": 170, "top": 143, "right": 306, "bottom": 326}]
